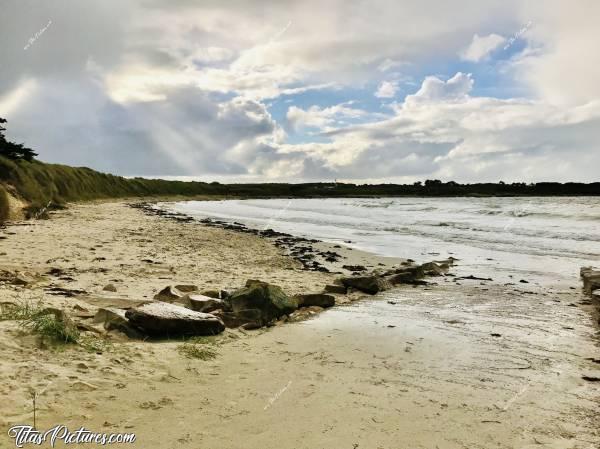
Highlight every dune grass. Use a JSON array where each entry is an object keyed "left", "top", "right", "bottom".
[
  {"left": 0, "top": 185, "right": 9, "bottom": 223},
  {"left": 0, "top": 301, "right": 79, "bottom": 344},
  {"left": 23, "top": 312, "right": 80, "bottom": 344},
  {"left": 1, "top": 155, "right": 599, "bottom": 224}
]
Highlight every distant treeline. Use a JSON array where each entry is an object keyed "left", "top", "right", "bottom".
[{"left": 1, "top": 157, "right": 599, "bottom": 222}]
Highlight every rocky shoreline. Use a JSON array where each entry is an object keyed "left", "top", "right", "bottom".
[
  {"left": 77, "top": 201, "right": 454, "bottom": 339},
  {"left": 0, "top": 200, "right": 455, "bottom": 345}
]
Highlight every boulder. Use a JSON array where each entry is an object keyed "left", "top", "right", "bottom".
[
  {"left": 213, "top": 309, "right": 263, "bottom": 328},
  {"left": 581, "top": 267, "right": 600, "bottom": 294},
  {"left": 93, "top": 307, "right": 144, "bottom": 339},
  {"left": 339, "top": 275, "right": 391, "bottom": 294},
  {"left": 419, "top": 262, "right": 448, "bottom": 276},
  {"left": 386, "top": 272, "right": 417, "bottom": 285},
  {"left": 383, "top": 264, "right": 429, "bottom": 285},
  {"left": 125, "top": 302, "right": 225, "bottom": 336},
  {"left": 153, "top": 286, "right": 185, "bottom": 302},
  {"left": 12, "top": 272, "right": 37, "bottom": 286},
  {"left": 385, "top": 265, "right": 425, "bottom": 278},
  {"left": 241, "top": 321, "right": 263, "bottom": 330},
  {"left": 199, "top": 289, "right": 221, "bottom": 299},
  {"left": 324, "top": 284, "right": 347, "bottom": 294},
  {"left": 220, "top": 289, "right": 233, "bottom": 300},
  {"left": 174, "top": 284, "right": 198, "bottom": 293},
  {"left": 228, "top": 280, "right": 298, "bottom": 323},
  {"left": 102, "top": 284, "right": 117, "bottom": 292},
  {"left": 295, "top": 293, "right": 335, "bottom": 308},
  {"left": 185, "top": 294, "right": 226, "bottom": 313}
]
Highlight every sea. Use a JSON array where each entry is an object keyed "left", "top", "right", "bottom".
[{"left": 165, "top": 196, "right": 600, "bottom": 286}]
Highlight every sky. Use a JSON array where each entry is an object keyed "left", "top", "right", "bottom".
[{"left": 0, "top": 0, "right": 599, "bottom": 183}]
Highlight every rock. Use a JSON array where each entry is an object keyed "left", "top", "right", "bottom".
[
  {"left": 220, "top": 289, "right": 232, "bottom": 299},
  {"left": 419, "top": 262, "right": 447, "bottom": 276},
  {"left": 241, "top": 321, "right": 263, "bottom": 330},
  {"left": 342, "top": 264, "right": 367, "bottom": 272},
  {"left": 125, "top": 302, "right": 225, "bottom": 336},
  {"left": 93, "top": 307, "right": 144, "bottom": 339},
  {"left": 324, "top": 284, "right": 347, "bottom": 294},
  {"left": 340, "top": 275, "right": 391, "bottom": 294},
  {"left": 199, "top": 290, "right": 221, "bottom": 299},
  {"left": 185, "top": 294, "right": 226, "bottom": 313},
  {"left": 288, "top": 306, "right": 324, "bottom": 322},
  {"left": 228, "top": 280, "right": 298, "bottom": 324},
  {"left": 174, "top": 284, "right": 198, "bottom": 293},
  {"left": 592, "top": 289, "right": 600, "bottom": 301},
  {"left": 434, "top": 258, "right": 456, "bottom": 267},
  {"left": 103, "top": 284, "right": 117, "bottom": 292},
  {"left": 294, "top": 293, "right": 335, "bottom": 308},
  {"left": 580, "top": 267, "right": 600, "bottom": 294},
  {"left": 386, "top": 272, "right": 417, "bottom": 285},
  {"left": 7, "top": 271, "right": 38, "bottom": 286},
  {"left": 153, "top": 286, "right": 185, "bottom": 302},
  {"left": 213, "top": 309, "right": 262, "bottom": 328},
  {"left": 385, "top": 265, "right": 425, "bottom": 279}
]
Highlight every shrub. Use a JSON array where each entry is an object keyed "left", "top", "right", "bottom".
[{"left": 0, "top": 185, "right": 9, "bottom": 223}]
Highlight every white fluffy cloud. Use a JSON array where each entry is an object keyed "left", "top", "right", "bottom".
[
  {"left": 375, "top": 81, "right": 399, "bottom": 98},
  {"left": 405, "top": 72, "right": 473, "bottom": 104},
  {"left": 459, "top": 33, "right": 506, "bottom": 62},
  {"left": 286, "top": 103, "right": 372, "bottom": 131},
  {"left": 278, "top": 72, "right": 600, "bottom": 182},
  {"left": 0, "top": 0, "right": 598, "bottom": 182}
]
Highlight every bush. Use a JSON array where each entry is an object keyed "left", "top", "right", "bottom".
[{"left": 0, "top": 185, "right": 9, "bottom": 223}]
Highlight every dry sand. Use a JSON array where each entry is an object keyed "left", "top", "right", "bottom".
[{"left": 0, "top": 201, "right": 598, "bottom": 449}]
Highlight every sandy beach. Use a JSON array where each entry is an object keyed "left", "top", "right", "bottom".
[{"left": 1, "top": 201, "right": 599, "bottom": 449}]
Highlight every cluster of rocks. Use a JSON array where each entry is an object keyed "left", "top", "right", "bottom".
[
  {"left": 581, "top": 267, "right": 600, "bottom": 300},
  {"left": 92, "top": 279, "right": 338, "bottom": 338},
  {"left": 91, "top": 259, "right": 451, "bottom": 339}
]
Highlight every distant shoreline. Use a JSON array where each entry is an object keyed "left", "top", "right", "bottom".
[{"left": 2, "top": 156, "right": 600, "bottom": 225}]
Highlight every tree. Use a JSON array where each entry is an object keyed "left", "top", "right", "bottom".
[{"left": 0, "top": 118, "right": 38, "bottom": 161}]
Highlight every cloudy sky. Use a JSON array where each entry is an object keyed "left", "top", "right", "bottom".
[{"left": 0, "top": 0, "right": 598, "bottom": 183}]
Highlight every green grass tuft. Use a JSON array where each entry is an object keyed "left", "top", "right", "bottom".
[
  {"left": 0, "top": 300, "right": 43, "bottom": 321},
  {"left": 21, "top": 312, "right": 80, "bottom": 344},
  {"left": 1, "top": 301, "right": 79, "bottom": 344}
]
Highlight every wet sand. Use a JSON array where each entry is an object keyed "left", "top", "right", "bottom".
[{"left": 0, "top": 201, "right": 598, "bottom": 448}]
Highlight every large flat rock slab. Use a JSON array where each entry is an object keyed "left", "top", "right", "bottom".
[{"left": 125, "top": 301, "right": 225, "bottom": 336}]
